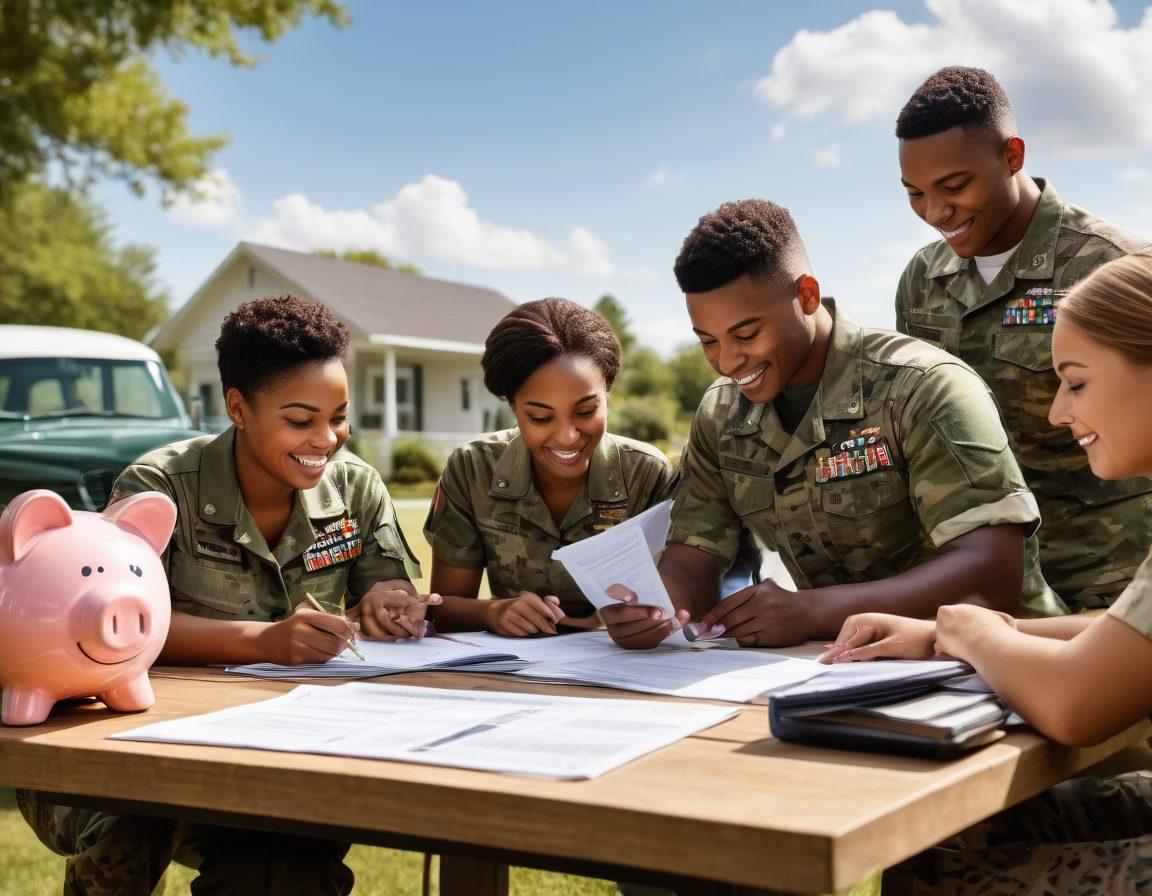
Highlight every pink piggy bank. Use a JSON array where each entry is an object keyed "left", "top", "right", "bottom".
[{"left": 0, "top": 489, "right": 177, "bottom": 725}]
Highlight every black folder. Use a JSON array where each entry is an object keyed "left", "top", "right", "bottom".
[{"left": 769, "top": 664, "right": 1008, "bottom": 759}]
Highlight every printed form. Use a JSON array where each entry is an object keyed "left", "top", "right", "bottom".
[{"left": 112, "top": 682, "right": 740, "bottom": 780}]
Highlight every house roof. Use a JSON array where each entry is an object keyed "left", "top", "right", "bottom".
[{"left": 152, "top": 242, "right": 517, "bottom": 351}]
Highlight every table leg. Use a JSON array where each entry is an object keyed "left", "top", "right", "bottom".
[{"left": 439, "top": 854, "right": 509, "bottom": 896}]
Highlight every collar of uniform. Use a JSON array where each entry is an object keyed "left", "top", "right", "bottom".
[
  {"left": 197, "top": 426, "right": 347, "bottom": 527},
  {"left": 487, "top": 430, "right": 627, "bottom": 504},
  {"left": 586, "top": 434, "right": 628, "bottom": 503},
  {"left": 198, "top": 427, "right": 243, "bottom": 525},
  {"left": 725, "top": 299, "right": 864, "bottom": 438},
  {"left": 921, "top": 177, "right": 1059, "bottom": 281},
  {"left": 1008, "top": 178, "right": 1062, "bottom": 282},
  {"left": 727, "top": 399, "right": 767, "bottom": 437},
  {"left": 298, "top": 466, "right": 347, "bottom": 520},
  {"left": 814, "top": 298, "right": 866, "bottom": 421},
  {"left": 489, "top": 432, "right": 534, "bottom": 500}
]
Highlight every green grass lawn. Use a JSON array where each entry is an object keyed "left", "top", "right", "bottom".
[{"left": 0, "top": 499, "right": 878, "bottom": 894}]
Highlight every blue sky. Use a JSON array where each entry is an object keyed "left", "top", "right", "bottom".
[{"left": 97, "top": 0, "right": 1152, "bottom": 352}]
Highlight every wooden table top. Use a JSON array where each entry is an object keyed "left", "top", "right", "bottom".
[{"left": 0, "top": 667, "right": 1146, "bottom": 894}]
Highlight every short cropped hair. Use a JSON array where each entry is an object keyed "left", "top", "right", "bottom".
[
  {"left": 673, "top": 199, "right": 809, "bottom": 294},
  {"left": 482, "top": 298, "right": 621, "bottom": 401},
  {"left": 896, "top": 66, "right": 1015, "bottom": 144},
  {"left": 216, "top": 293, "right": 350, "bottom": 398}
]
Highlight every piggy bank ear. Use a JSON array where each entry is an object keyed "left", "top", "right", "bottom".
[
  {"left": 0, "top": 489, "right": 74, "bottom": 563},
  {"left": 103, "top": 492, "right": 177, "bottom": 556}
]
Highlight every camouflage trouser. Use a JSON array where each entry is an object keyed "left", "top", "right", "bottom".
[
  {"left": 16, "top": 789, "right": 354, "bottom": 896},
  {"left": 883, "top": 771, "right": 1152, "bottom": 894}
]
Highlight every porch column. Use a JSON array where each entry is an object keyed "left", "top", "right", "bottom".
[{"left": 383, "top": 347, "right": 398, "bottom": 478}]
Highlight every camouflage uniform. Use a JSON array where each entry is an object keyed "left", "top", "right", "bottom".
[
  {"left": 669, "top": 299, "right": 1061, "bottom": 616},
  {"left": 19, "top": 427, "right": 419, "bottom": 896},
  {"left": 884, "top": 548, "right": 1152, "bottom": 894},
  {"left": 896, "top": 179, "right": 1152, "bottom": 612},
  {"left": 424, "top": 429, "right": 673, "bottom": 621}
]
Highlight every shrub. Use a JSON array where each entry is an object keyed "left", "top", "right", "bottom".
[
  {"left": 612, "top": 395, "right": 678, "bottom": 443},
  {"left": 389, "top": 440, "right": 441, "bottom": 482},
  {"left": 390, "top": 465, "right": 428, "bottom": 484}
]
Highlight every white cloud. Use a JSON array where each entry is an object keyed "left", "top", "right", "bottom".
[
  {"left": 755, "top": 0, "right": 1152, "bottom": 156},
  {"left": 166, "top": 169, "right": 242, "bottom": 229},
  {"left": 644, "top": 166, "right": 669, "bottom": 187},
  {"left": 246, "top": 174, "right": 615, "bottom": 277},
  {"left": 1121, "top": 167, "right": 1152, "bottom": 183},
  {"left": 812, "top": 144, "right": 843, "bottom": 169}
]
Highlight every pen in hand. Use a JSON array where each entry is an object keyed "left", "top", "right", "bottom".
[{"left": 303, "top": 592, "right": 366, "bottom": 661}]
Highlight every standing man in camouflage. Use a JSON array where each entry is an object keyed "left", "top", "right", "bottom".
[
  {"left": 601, "top": 199, "right": 1060, "bottom": 651},
  {"left": 895, "top": 66, "right": 1152, "bottom": 612}
]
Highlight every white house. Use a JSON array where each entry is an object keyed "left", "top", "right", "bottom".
[{"left": 150, "top": 242, "right": 515, "bottom": 475}]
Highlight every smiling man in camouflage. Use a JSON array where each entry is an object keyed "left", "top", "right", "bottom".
[
  {"left": 895, "top": 66, "right": 1152, "bottom": 613},
  {"left": 600, "top": 198, "right": 1061, "bottom": 650}
]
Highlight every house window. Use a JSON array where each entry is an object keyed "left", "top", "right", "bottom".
[
  {"left": 460, "top": 377, "right": 471, "bottom": 411},
  {"left": 247, "top": 266, "right": 257, "bottom": 289}
]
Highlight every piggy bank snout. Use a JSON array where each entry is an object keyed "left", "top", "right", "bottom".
[{"left": 73, "top": 593, "right": 156, "bottom": 663}]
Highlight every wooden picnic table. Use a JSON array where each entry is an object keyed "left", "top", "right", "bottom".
[{"left": 0, "top": 666, "right": 1147, "bottom": 895}]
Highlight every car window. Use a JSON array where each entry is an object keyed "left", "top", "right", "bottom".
[{"left": 0, "top": 358, "right": 180, "bottom": 419}]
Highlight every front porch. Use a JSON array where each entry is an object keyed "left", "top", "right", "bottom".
[{"left": 351, "top": 335, "right": 504, "bottom": 477}]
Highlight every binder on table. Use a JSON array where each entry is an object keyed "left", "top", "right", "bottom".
[{"left": 769, "top": 663, "right": 1008, "bottom": 758}]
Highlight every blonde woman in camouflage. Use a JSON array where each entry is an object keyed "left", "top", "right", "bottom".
[{"left": 823, "top": 253, "right": 1152, "bottom": 894}]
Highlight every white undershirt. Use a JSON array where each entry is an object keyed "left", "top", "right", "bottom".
[{"left": 974, "top": 243, "right": 1020, "bottom": 284}]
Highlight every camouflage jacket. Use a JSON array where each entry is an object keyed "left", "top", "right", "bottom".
[
  {"left": 109, "top": 428, "right": 420, "bottom": 621},
  {"left": 896, "top": 178, "right": 1152, "bottom": 609},
  {"left": 424, "top": 429, "right": 672, "bottom": 618},
  {"left": 669, "top": 299, "right": 1060, "bottom": 615}
]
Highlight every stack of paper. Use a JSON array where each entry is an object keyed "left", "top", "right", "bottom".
[
  {"left": 226, "top": 637, "right": 527, "bottom": 680},
  {"left": 112, "top": 682, "right": 740, "bottom": 780}
]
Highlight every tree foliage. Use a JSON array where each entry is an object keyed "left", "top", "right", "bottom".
[
  {"left": 314, "top": 249, "right": 422, "bottom": 276},
  {"left": 593, "top": 293, "right": 636, "bottom": 354},
  {"left": 0, "top": 181, "right": 167, "bottom": 339},
  {"left": 0, "top": 0, "right": 347, "bottom": 193},
  {"left": 667, "top": 343, "right": 719, "bottom": 414}
]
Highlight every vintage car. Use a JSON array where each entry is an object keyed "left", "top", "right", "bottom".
[{"left": 0, "top": 325, "right": 202, "bottom": 511}]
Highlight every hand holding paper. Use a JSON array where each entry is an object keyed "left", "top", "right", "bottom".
[{"left": 552, "top": 501, "right": 715, "bottom": 646}]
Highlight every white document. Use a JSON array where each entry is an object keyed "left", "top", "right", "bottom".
[
  {"left": 552, "top": 500, "right": 675, "bottom": 614},
  {"left": 516, "top": 644, "right": 827, "bottom": 702},
  {"left": 550, "top": 499, "right": 698, "bottom": 646},
  {"left": 226, "top": 636, "right": 526, "bottom": 680},
  {"left": 112, "top": 682, "right": 740, "bottom": 780}
]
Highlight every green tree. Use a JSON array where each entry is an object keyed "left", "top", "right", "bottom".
[
  {"left": 593, "top": 294, "right": 635, "bottom": 354},
  {"left": 0, "top": 0, "right": 347, "bottom": 194},
  {"left": 314, "top": 249, "right": 422, "bottom": 276},
  {"left": 0, "top": 181, "right": 166, "bottom": 339},
  {"left": 667, "top": 343, "right": 719, "bottom": 414},
  {"left": 615, "top": 346, "right": 672, "bottom": 399},
  {"left": 0, "top": 1, "right": 345, "bottom": 338}
]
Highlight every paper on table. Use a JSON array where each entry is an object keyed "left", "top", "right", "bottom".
[
  {"left": 516, "top": 644, "right": 827, "bottom": 702},
  {"left": 111, "top": 682, "right": 740, "bottom": 780},
  {"left": 226, "top": 636, "right": 526, "bottom": 680}
]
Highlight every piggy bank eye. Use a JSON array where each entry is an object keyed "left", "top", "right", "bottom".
[
  {"left": 130, "top": 564, "right": 143, "bottom": 577},
  {"left": 81, "top": 566, "right": 92, "bottom": 577}
]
